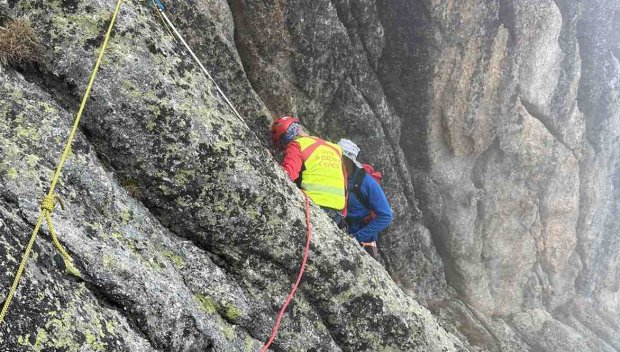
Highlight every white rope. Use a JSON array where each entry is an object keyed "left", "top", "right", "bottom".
[{"left": 158, "top": 9, "right": 246, "bottom": 124}]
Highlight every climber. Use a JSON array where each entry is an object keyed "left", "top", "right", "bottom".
[
  {"left": 271, "top": 116, "right": 347, "bottom": 228},
  {"left": 338, "top": 139, "right": 393, "bottom": 258}
]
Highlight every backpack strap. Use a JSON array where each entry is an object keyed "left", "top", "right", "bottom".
[{"left": 351, "top": 168, "right": 370, "bottom": 210}]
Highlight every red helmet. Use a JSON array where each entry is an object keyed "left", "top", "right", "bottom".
[{"left": 271, "top": 116, "right": 299, "bottom": 147}]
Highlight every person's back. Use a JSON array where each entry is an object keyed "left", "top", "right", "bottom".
[
  {"left": 338, "top": 139, "right": 393, "bottom": 257},
  {"left": 293, "top": 136, "right": 346, "bottom": 210},
  {"left": 271, "top": 116, "right": 347, "bottom": 227},
  {"left": 346, "top": 166, "right": 392, "bottom": 240}
]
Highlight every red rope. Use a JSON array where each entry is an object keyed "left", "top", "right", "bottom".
[{"left": 260, "top": 192, "right": 312, "bottom": 351}]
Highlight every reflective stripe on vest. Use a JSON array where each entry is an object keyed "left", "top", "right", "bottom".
[
  {"left": 300, "top": 183, "right": 344, "bottom": 196},
  {"left": 296, "top": 136, "right": 346, "bottom": 210}
]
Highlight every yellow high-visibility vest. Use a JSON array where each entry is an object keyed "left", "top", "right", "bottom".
[{"left": 296, "top": 136, "right": 346, "bottom": 210}]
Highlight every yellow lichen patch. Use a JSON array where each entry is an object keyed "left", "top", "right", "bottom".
[
  {"left": 174, "top": 169, "right": 196, "bottom": 187},
  {"left": 244, "top": 337, "right": 257, "bottom": 352},
  {"left": 102, "top": 254, "right": 117, "bottom": 269},
  {"left": 50, "top": 10, "right": 112, "bottom": 44},
  {"left": 105, "top": 321, "right": 116, "bottom": 335},
  {"left": 15, "top": 285, "right": 111, "bottom": 351},
  {"left": 194, "top": 293, "right": 218, "bottom": 314},
  {"left": 222, "top": 302, "right": 241, "bottom": 321},
  {"left": 120, "top": 209, "right": 134, "bottom": 224},
  {"left": 222, "top": 325, "right": 236, "bottom": 341},
  {"left": 161, "top": 249, "right": 186, "bottom": 269}
]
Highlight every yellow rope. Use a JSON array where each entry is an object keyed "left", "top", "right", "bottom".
[{"left": 0, "top": 0, "right": 124, "bottom": 327}]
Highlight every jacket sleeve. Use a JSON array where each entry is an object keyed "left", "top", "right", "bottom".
[
  {"left": 281, "top": 141, "right": 303, "bottom": 181},
  {"left": 354, "top": 175, "right": 393, "bottom": 243}
]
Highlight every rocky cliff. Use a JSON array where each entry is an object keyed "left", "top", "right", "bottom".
[{"left": 0, "top": 0, "right": 618, "bottom": 351}]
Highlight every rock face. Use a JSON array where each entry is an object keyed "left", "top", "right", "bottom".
[
  {"left": 0, "top": 0, "right": 618, "bottom": 352},
  {"left": 0, "top": 0, "right": 463, "bottom": 351}
]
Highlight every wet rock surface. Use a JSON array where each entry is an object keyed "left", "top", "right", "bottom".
[{"left": 0, "top": 0, "right": 618, "bottom": 351}]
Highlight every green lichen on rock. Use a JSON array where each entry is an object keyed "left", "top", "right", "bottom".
[
  {"left": 161, "top": 249, "right": 185, "bottom": 269},
  {"left": 194, "top": 293, "right": 218, "bottom": 314},
  {"left": 13, "top": 285, "right": 111, "bottom": 351},
  {"left": 0, "top": 95, "right": 51, "bottom": 185},
  {"left": 84, "top": 330, "right": 107, "bottom": 352},
  {"left": 120, "top": 209, "right": 134, "bottom": 224},
  {"left": 222, "top": 302, "right": 241, "bottom": 321},
  {"left": 110, "top": 232, "right": 123, "bottom": 241},
  {"left": 49, "top": 9, "right": 111, "bottom": 46},
  {"left": 105, "top": 321, "right": 116, "bottom": 335},
  {"left": 17, "top": 329, "right": 48, "bottom": 351},
  {"left": 222, "top": 325, "right": 236, "bottom": 341},
  {"left": 244, "top": 337, "right": 256, "bottom": 352}
]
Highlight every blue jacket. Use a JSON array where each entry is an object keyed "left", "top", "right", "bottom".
[{"left": 346, "top": 167, "right": 393, "bottom": 242}]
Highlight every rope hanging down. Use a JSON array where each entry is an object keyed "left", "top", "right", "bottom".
[
  {"left": 148, "top": 1, "right": 246, "bottom": 125},
  {"left": 261, "top": 192, "right": 313, "bottom": 351},
  {"left": 0, "top": 0, "right": 124, "bottom": 327}
]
